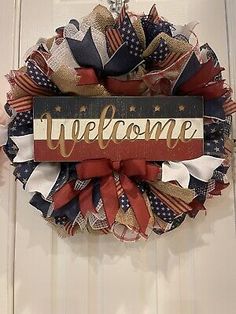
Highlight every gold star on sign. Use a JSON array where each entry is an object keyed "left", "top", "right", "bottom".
[
  {"left": 179, "top": 105, "right": 185, "bottom": 112},
  {"left": 129, "top": 105, "right": 136, "bottom": 112},
  {"left": 154, "top": 105, "right": 161, "bottom": 112},
  {"left": 55, "top": 106, "right": 61, "bottom": 112},
  {"left": 80, "top": 105, "right": 87, "bottom": 113}
]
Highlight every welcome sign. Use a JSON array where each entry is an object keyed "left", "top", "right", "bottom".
[{"left": 33, "top": 96, "right": 204, "bottom": 162}]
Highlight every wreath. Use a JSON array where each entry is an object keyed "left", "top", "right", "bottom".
[{"left": 0, "top": 4, "right": 235, "bottom": 242}]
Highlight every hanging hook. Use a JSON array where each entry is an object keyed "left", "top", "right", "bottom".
[{"left": 107, "top": 0, "right": 129, "bottom": 15}]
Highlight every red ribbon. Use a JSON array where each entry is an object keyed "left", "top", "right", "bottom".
[
  {"left": 52, "top": 179, "right": 96, "bottom": 218},
  {"left": 53, "top": 180, "right": 79, "bottom": 209},
  {"left": 76, "top": 159, "right": 160, "bottom": 235},
  {"left": 76, "top": 68, "right": 99, "bottom": 85},
  {"left": 187, "top": 81, "right": 227, "bottom": 100},
  {"left": 105, "top": 77, "right": 147, "bottom": 96},
  {"left": 178, "top": 60, "right": 226, "bottom": 100},
  {"left": 179, "top": 60, "right": 223, "bottom": 92}
]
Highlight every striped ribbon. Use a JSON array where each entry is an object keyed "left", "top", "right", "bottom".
[
  {"left": 223, "top": 98, "right": 236, "bottom": 115},
  {"left": 116, "top": 4, "right": 126, "bottom": 26},
  {"left": 8, "top": 96, "right": 33, "bottom": 112},
  {"left": 106, "top": 28, "right": 123, "bottom": 55},
  {"left": 115, "top": 175, "right": 124, "bottom": 197},
  {"left": 14, "top": 72, "right": 54, "bottom": 96},
  {"left": 150, "top": 185, "right": 192, "bottom": 214},
  {"left": 148, "top": 4, "right": 161, "bottom": 23},
  {"left": 157, "top": 52, "right": 183, "bottom": 69}
]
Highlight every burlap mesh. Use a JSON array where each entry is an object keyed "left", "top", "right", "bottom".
[{"left": 115, "top": 207, "right": 139, "bottom": 230}]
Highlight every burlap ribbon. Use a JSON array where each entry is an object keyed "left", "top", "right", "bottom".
[
  {"left": 149, "top": 181, "right": 195, "bottom": 204},
  {"left": 51, "top": 65, "right": 109, "bottom": 96}
]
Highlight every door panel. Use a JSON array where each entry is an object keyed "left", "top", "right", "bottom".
[{"left": 0, "top": 1, "right": 236, "bottom": 314}]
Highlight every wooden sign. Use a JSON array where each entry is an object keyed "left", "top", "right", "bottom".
[{"left": 33, "top": 96, "right": 204, "bottom": 162}]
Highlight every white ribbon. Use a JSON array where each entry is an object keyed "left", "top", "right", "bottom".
[
  {"left": 25, "top": 163, "right": 61, "bottom": 199},
  {"left": 172, "top": 21, "right": 199, "bottom": 40},
  {"left": 48, "top": 23, "right": 109, "bottom": 72},
  {"left": 23, "top": 38, "right": 49, "bottom": 61},
  {"left": 162, "top": 162, "right": 190, "bottom": 188},
  {"left": 162, "top": 156, "right": 224, "bottom": 188},
  {"left": 10, "top": 134, "right": 61, "bottom": 198},
  {"left": 10, "top": 134, "right": 34, "bottom": 162}
]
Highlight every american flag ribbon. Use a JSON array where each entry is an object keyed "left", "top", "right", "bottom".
[
  {"left": 147, "top": 39, "right": 170, "bottom": 63},
  {"left": 115, "top": 4, "right": 143, "bottom": 57},
  {"left": 141, "top": 19, "right": 173, "bottom": 46},
  {"left": 14, "top": 72, "right": 54, "bottom": 96},
  {"left": 157, "top": 51, "right": 183, "bottom": 69},
  {"left": 148, "top": 190, "right": 177, "bottom": 223},
  {"left": 105, "top": 28, "right": 123, "bottom": 55},
  {"left": 148, "top": 4, "right": 160, "bottom": 23},
  {"left": 116, "top": 4, "right": 126, "bottom": 26},
  {"left": 150, "top": 186, "right": 192, "bottom": 214},
  {"left": 13, "top": 160, "right": 38, "bottom": 187},
  {"left": 27, "top": 61, "right": 60, "bottom": 93},
  {"left": 8, "top": 95, "right": 33, "bottom": 112},
  {"left": 189, "top": 177, "right": 208, "bottom": 203},
  {"left": 115, "top": 174, "right": 131, "bottom": 212},
  {"left": 223, "top": 98, "right": 236, "bottom": 115},
  {"left": 27, "top": 50, "right": 51, "bottom": 76},
  {"left": 115, "top": 177, "right": 123, "bottom": 196}
]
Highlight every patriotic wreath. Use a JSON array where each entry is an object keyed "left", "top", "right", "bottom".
[{"left": 0, "top": 4, "right": 235, "bottom": 241}]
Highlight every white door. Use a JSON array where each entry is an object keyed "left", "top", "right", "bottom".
[{"left": 1, "top": 1, "right": 236, "bottom": 313}]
